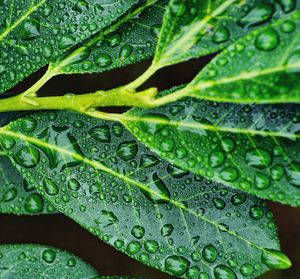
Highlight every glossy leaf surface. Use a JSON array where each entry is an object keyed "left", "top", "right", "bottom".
[
  {"left": 183, "top": 10, "right": 300, "bottom": 103},
  {"left": 0, "top": 0, "right": 139, "bottom": 93},
  {"left": 0, "top": 111, "right": 291, "bottom": 278},
  {"left": 56, "top": 1, "right": 167, "bottom": 75},
  {"left": 0, "top": 112, "right": 55, "bottom": 215},
  {"left": 153, "top": 0, "right": 300, "bottom": 68},
  {"left": 126, "top": 90, "right": 300, "bottom": 206},
  {"left": 0, "top": 244, "right": 104, "bottom": 278}
]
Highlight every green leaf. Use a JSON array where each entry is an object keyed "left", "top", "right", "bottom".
[
  {"left": 0, "top": 0, "right": 140, "bottom": 93},
  {"left": 153, "top": 0, "right": 300, "bottom": 69},
  {"left": 54, "top": 1, "right": 167, "bottom": 75},
  {"left": 0, "top": 244, "right": 128, "bottom": 278},
  {"left": 179, "top": 10, "right": 300, "bottom": 104},
  {"left": 0, "top": 111, "right": 291, "bottom": 278},
  {"left": 0, "top": 112, "right": 56, "bottom": 215},
  {"left": 125, "top": 88, "right": 300, "bottom": 206},
  {"left": 0, "top": 155, "right": 57, "bottom": 215}
]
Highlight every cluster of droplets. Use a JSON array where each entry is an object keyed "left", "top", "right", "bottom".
[
  {"left": 60, "top": 3, "right": 164, "bottom": 74},
  {"left": 127, "top": 94, "right": 300, "bottom": 206},
  {"left": 0, "top": 110, "right": 291, "bottom": 278},
  {"left": 0, "top": 0, "right": 138, "bottom": 93}
]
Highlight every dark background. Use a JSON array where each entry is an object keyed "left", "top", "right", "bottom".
[{"left": 0, "top": 58, "right": 299, "bottom": 278}]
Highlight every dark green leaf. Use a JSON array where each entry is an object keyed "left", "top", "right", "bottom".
[
  {"left": 0, "top": 244, "right": 128, "bottom": 278},
  {"left": 0, "top": 112, "right": 56, "bottom": 215},
  {"left": 55, "top": 1, "right": 167, "bottom": 75},
  {"left": 180, "top": 10, "right": 300, "bottom": 103},
  {"left": 153, "top": 0, "right": 300, "bottom": 68},
  {"left": 0, "top": 0, "right": 139, "bottom": 93},
  {"left": 0, "top": 155, "right": 57, "bottom": 215},
  {"left": 0, "top": 111, "right": 291, "bottom": 278},
  {"left": 125, "top": 88, "right": 300, "bottom": 206}
]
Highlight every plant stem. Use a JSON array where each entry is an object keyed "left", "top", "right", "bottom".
[{"left": 0, "top": 87, "right": 158, "bottom": 114}]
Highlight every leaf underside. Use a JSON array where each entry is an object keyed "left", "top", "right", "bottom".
[
  {"left": 0, "top": 0, "right": 140, "bottom": 93},
  {"left": 125, "top": 87, "right": 300, "bottom": 207},
  {"left": 0, "top": 111, "right": 291, "bottom": 278}
]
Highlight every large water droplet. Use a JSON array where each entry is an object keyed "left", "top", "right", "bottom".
[
  {"left": 96, "top": 210, "right": 119, "bottom": 228},
  {"left": 261, "top": 248, "right": 291, "bottom": 269},
  {"left": 131, "top": 225, "right": 145, "bottom": 239},
  {"left": 116, "top": 141, "right": 138, "bottom": 161},
  {"left": 202, "top": 245, "right": 218, "bottom": 263},
  {"left": 245, "top": 148, "right": 271, "bottom": 169},
  {"left": 2, "top": 188, "right": 17, "bottom": 202},
  {"left": 167, "top": 165, "right": 189, "bottom": 178},
  {"left": 139, "top": 154, "right": 159, "bottom": 168},
  {"left": 142, "top": 173, "right": 170, "bottom": 204},
  {"left": 212, "top": 27, "right": 230, "bottom": 43},
  {"left": 89, "top": 125, "right": 111, "bottom": 143},
  {"left": 14, "top": 146, "right": 40, "bottom": 168},
  {"left": 285, "top": 49, "right": 300, "bottom": 73},
  {"left": 277, "top": 0, "right": 296, "bottom": 13},
  {"left": 237, "top": 3, "right": 275, "bottom": 28},
  {"left": 24, "top": 193, "right": 43, "bottom": 214},
  {"left": 161, "top": 224, "right": 174, "bottom": 237},
  {"left": 285, "top": 161, "right": 300, "bottom": 187},
  {"left": 19, "top": 19, "right": 40, "bottom": 40},
  {"left": 95, "top": 53, "right": 112, "bottom": 67},
  {"left": 249, "top": 205, "right": 264, "bottom": 220},
  {"left": 164, "top": 255, "right": 190, "bottom": 276},
  {"left": 144, "top": 240, "right": 159, "bottom": 253},
  {"left": 214, "top": 265, "right": 237, "bottom": 279},
  {"left": 58, "top": 35, "right": 76, "bottom": 49},
  {"left": 43, "top": 178, "right": 59, "bottom": 196},
  {"left": 255, "top": 28, "right": 280, "bottom": 51},
  {"left": 42, "top": 249, "right": 56, "bottom": 263}
]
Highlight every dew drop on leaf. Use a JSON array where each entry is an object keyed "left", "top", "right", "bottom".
[
  {"left": 245, "top": 149, "right": 272, "bottom": 169},
  {"left": 164, "top": 255, "right": 190, "bottom": 276},
  {"left": 42, "top": 249, "right": 56, "bottom": 263},
  {"left": 95, "top": 53, "right": 112, "bottom": 67},
  {"left": 131, "top": 225, "right": 145, "bottom": 239},
  {"left": 202, "top": 244, "right": 218, "bottom": 263},
  {"left": 213, "top": 264, "right": 237, "bottom": 279},
  {"left": 285, "top": 161, "right": 300, "bottom": 187},
  {"left": 249, "top": 205, "right": 264, "bottom": 220},
  {"left": 254, "top": 28, "right": 280, "bottom": 51},
  {"left": 19, "top": 19, "right": 40, "bottom": 40},
  {"left": 261, "top": 248, "right": 291, "bottom": 269},
  {"left": 24, "top": 193, "right": 44, "bottom": 214},
  {"left": 88, "top": 125, "right": 111, "bottom": 143},
  {"left": 14, "top": 147, "right": 40, "bottom": 168},
  {"left": 116, "top": 140, "right": 138, "bottom": 161},
  {"left": 43, "top": 178, "right": 59, "bottom": 196}
]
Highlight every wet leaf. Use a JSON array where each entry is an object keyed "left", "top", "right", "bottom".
[
  {"left": 125, "top": 88, "right": 300, "bottom": 206},
  {"left": 0, "top": 0, "right": 140, "bottom": 93},
  {"left": 180, "top": 10, "right": 300, "bottom": 104},
  {"left": 0, "top": 244, "right": 131, "bottom": 278},
  {"left": 153, "top": 0, "right": 299, "bottom": 68},
  {"left": 0, "top": 111, "right": 290, "bottom": 278}
]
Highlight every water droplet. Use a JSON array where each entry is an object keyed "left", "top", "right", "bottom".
[
  {"left": 2, "top": 188, "right": 17, "bottom": 202},
  {"left": 42, "top": 249, "right": 56, "bottom": 263},
  {"left": 245, "top": 149, "right": 271, "bottom": 169},
  {"left": 160, "top": 138, "right": 175, "bottom": 152},
  {"left": 14, "top": 147, "right": 40, "bottom": 168},
  {"left": 220, "top": 167, "right": 238, "bottom": 182},
  {"left": 237, "top": 3, "right": 275, "bottom": 28},
  {"left": 24, "top": 193, "right": 43, "bottom": 214},
  {"left": 58, "top": 35, "right": 76, "bottom": 49},
  {"left": 1, "top": 136, "right": 15, "bottom": 150},
  {"left": 107, "top": 33, "right": 121, "bottom": 47},
  {"left": 285, "top": 49, "right": 300, "bottom": 73},
  {"left": 209, "top": 151, "right": 225, "bottom": 168},
  {"left": 212, "top": 198, "right": 226, "bottom": 210},
  {"left": 231, "top": 193, "right": 247, "bottom": 206},
  {"left": 139, "top": 154, "right": 159, "bottom": 168},
  {"left": 202, "top": 245, "right": 218, "bottom": 263},
  {"left": 212, "top": 27, "right": 230, "bottom": 43},
  {"left": 167, "top": 165, "right": 189, "bottom": 178},
  {"left": 277, "top": 0, "right": 296, "bottom": 13},
  {"left": 261, "top": 248, "right": 291, "bottom": 269},
  {"left": 281, "top": 20, "right": 296, "bottom": 33},
  {"left": 240, "top": 263, "right": 254, "bottom": 276},
  {"left": 255, "top": 173, "right": 270, "bottom": 189},
  {"left": 96, "top": 210, "right": 119, "bottom": 227},
  {"left": 142, "top": 173, "right": 170, "bottom": 204},
  {"left": 285, "top": 161, "right": 300, "bottom": 187},
  {"left": 164, "top": 255, "right": 190, "bottom": 276},
  {"left": 43, "top": 178, "right": 59, "bottom": 196},
  {"left": 68, "top": 179, "right": 80, "bottom": 191},
  {"left": 95, "top": 53, "right": 112, "bottom": 67},
  {"left": 249, "top": 205, "right": 264, "bottom": 220},
  {"left": 214, "top": 265, "right": 237, "bottom": 279},
  {"left": 65, "top": 47, "right": 91, "bottom": 65},
  {"left": 131, "top": 225, "right": 145, "bottom": 239},
  {"left": 126, "top": 241, "right": 142, "bottom": 255},
  {"left": 119, "top": 44, "right": 133, "bottom": 59},
  {"left": 73, "top": 0, "right": 89, "bottom": 12},
  {"left": 19, "top": 19, "right": 40, "bottom": 40},
  {"left": 89, "top": 125, "right": 111, "bottom": 143},
  {"left": 161, "top": 224, "right": 174, "bottom": 237},
  {"left": 144, "top": 240, "right": 158, "bottom": 253},
  {"left": 255, "top": 28, "right": 279, "bottom": 51},
  {"left": 20, "top": 117, "right": 37, "bottom": 132},
  {"left": 116, "top": 141, "right": 138, "bottom": 161}
]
